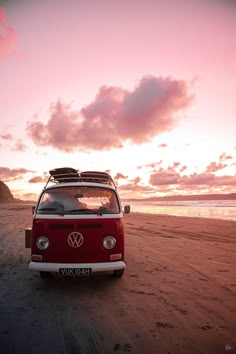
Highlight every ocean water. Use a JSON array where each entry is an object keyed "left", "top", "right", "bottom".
[{"left": 126, "top": 200, "right": 236, "bottom": 221}]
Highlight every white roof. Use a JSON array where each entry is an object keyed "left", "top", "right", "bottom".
[{"left": 44, "top": 181, "right": 116, "bottom": 191}]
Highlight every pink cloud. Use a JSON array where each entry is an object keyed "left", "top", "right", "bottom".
[
  {"left": 0, "top": 167, "right": 34, "bottom": 181},
  {"left": 150, "top": 171, "right": 181, "bottom": 186},
  {"left": 181, "top": 173, "right": 216, "bottom": 186},
  {"left": 26, "top": 76, "right": 193, "bottom": 151},
  {"left": 149, "top": 161, "right": 187, "bottom": 175},
  {"left": 137, "top": 161, "right": 162, "bottom": 170},
  {"left": 28, "top": 176, "right": 45, "bottom": 183},
  {"left": 12, "top": 140, "right": 27, "bottom": 152},
  {"left": 219, "top": 153, "right": 232, "bottom": 162},
  {"left": 0, "top": 134, "right": 27, "bottom": 152},
  {"left": 0, "top": 8, "right": 6, "bottom": 22},
  {"left": 180, "top": 165, "right": 187, "bottom": 173},
  {"left": 205, "top": 153, "right": 233, "bottom": 173},
  {"left": 20, "top": 192, "right": 38, "bottom": 201},
  {"left": 118, "top": 183, "right": 153, "bottom": 193},
  {"left": 28, "top": 171, "right": 49, "bottom": 184},
  {"left": 114, "top": 172, "right": 127, "bottom": 180},
  {"left": 213, "top": 175, "right": 236, "bottom": 186},
  {"left": 131, "top": 176, "right": 141, "bottom": 184},
  {"left": 1, "top": 133, "right": 13, "bottom": 140},
  {"left": 205, "top": 162, "right": 227, "bottom": 173},
  {"left": 0, "top": 7, "right": 18, "bottom": 61},
  {"left": 150, "top": 169, "right": 236, "bottom": 188}
]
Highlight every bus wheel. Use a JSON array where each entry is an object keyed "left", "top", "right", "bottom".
[{"left": 113, "top": 269, "right": 124, "bottom": 278}]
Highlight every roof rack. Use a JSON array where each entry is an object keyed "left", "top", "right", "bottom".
[
  {"left": 80, "top": 171, "right": 116, "bottom": 186},
  {"left": 45, "top": 168, "right": 116, "bottom": 188}
]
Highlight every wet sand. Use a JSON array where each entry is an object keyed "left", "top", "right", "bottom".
[{"left": 0, "top": 204, "right": 235, "bottom": 353}]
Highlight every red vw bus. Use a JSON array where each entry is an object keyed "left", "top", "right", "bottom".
[{"left": 25, "top": 168, "right": 130, "bottom": 278}]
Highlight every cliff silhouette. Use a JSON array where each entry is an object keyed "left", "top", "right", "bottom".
[{"left": 0, "top": 181, "right": 14, "bottom": 201}]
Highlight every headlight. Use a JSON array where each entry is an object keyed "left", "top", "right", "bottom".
[
  {"left": 103, "top": 236, "right": 116, "bottom": 249},
  {"left": 36, "top": 236, "right": 49, "bottom": 250}
]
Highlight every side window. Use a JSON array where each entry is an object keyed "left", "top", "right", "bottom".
[
  {"left": 39, "top": 192, "right": 50, "bottom": 204},
  {"left": 109, "top": 192, "right": 119, "bottom": 213}
]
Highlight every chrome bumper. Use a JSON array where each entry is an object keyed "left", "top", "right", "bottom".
[{"left": 29, "top": 261, "right": 126, "bottom": 272}]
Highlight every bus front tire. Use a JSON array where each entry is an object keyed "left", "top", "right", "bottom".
[
  {"left": 39, "top": 271, "right": 50, "bottom": 278},
  {"left": 113, "top": 269, "right": 124, "bottom": 278}
]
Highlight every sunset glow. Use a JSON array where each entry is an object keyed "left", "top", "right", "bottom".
[{"left": 0, "top": 0, "right": 235, "bottom": 200}]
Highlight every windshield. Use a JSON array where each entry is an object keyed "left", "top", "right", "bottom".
[{"left": 37, "top": 186, "right": 120, "bottom": 215}]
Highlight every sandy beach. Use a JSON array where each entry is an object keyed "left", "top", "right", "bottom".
[{"left": 0, "top": 203, "right": 235, "bottom": 354}]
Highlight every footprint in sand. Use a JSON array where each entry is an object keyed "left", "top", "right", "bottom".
[
  {"left": 113, "top": 343, "right": 132, "bottom": 352},
  {"left": 123, "top": 343, "right": 132, "bottom": 352},
  {"left": 201, "top": 325, "right": 212, "bottom": 330},
  {"left": 119, "top": 309, "right": 126, "bottom": 317},
  {"left": 156, "top": 322, "right": 174, "bottom": 328},
  {"left": 113, "top": 343, "right": 121, "bottom": 351}
]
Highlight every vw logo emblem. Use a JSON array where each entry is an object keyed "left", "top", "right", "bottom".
[{"left": 67, "top": 232, "right": 84, "bottom": 248}]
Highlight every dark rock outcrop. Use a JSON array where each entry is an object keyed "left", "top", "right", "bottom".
[{"left": 0, "top": 181, "right": 14, "bottom": 201}]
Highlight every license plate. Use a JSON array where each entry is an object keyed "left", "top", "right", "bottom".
[{"left": 59, "top": 268, "right": 92, "bottom": 276}]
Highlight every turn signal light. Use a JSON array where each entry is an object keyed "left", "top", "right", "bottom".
[{"left": 110, "top": 253, "right": 122, "bottom": 261}]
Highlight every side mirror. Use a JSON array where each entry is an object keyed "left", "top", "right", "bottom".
[
  {"left": 32, "top": 206, "right": 36, "bottom": 215},
  {"left": 123, "top": 205, "right": 130, "bottom": 214}
]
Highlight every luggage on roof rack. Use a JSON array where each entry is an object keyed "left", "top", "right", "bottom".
[
  {"left": 49, "top": 167, "right": 78, "bottom": 177},
  {"left": 49, "top": 167, "right": 79, "bottom": 183},
  {"left": 45, "top": 168, "right": 116, "bottom": 188}
]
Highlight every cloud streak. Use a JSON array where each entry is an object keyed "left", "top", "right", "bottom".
[
  {"left": 149, "top": 170, "right": 236, "bottom": 188},
  {"left": 0, "top": 7, "right": 18, "bottom": 61},
  {"left": 27, "top": 76, "right": 193, "bottom": 151}
]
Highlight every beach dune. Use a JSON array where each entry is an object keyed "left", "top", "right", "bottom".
[{"left": 0, "top": 204, "right": 235, "bottom": 353}]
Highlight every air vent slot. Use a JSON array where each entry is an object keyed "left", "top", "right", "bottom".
[
  {"left": 50, "top": 223, "right": 74, "bottom": 230},
  {"left": 77, "top": 223, "right": 102, "bottom": 229}
]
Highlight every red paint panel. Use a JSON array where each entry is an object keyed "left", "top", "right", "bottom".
[{"left": 31, "top": 218, "right": 124, "bottom": 263}]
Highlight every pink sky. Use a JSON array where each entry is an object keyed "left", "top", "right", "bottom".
[{"left": 0, "top": 0, "right": 236, "bottom": 200}]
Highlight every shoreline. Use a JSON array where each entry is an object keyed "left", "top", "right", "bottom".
[
  {"left": 128, "top": 203, "right": 236, "bottom": 221},
  {"left": 129, "top": 210, "right": 236, "bottom": 222}
]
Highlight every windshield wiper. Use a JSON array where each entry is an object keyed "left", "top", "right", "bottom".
[
  {"left": 67, "top": 208, "right": 102, "bottom": 216},
  {"left": 38, "top": 207, "right": 58, "bottom": 211},
  {"left": 38, "top": 207, "right": 64, "bottom": 216}
]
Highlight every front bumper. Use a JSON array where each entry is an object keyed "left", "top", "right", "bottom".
[{"left": 29, "top": 260, "right": 126, "bottom": 273}]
